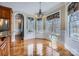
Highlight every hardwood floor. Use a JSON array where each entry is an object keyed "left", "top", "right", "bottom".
[{"left": 10, "top": 36, "right": 73, "bottom": 56}]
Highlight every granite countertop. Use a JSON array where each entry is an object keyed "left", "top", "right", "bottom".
[{"left": 0, "top": 31, "right": 11, "bottom": 37}]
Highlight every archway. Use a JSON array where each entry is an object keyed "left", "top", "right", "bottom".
[{"left": 15, "top": 13, "right": 24, "bottom": 40}]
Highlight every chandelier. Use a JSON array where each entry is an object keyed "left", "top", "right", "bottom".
[{"left": 37, "top": 2, "right": 44, "bottom": 19}]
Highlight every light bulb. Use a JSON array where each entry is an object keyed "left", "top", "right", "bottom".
[
  {"left": 0, "top": 18, "right": 4, "bottom": 26},
  {"left": 5, "top": 20, "right": 8, "bottom": 24}
]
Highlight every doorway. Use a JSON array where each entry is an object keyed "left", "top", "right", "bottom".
[{"left": 15, "top": 13, "right": 24, "bottom": 40}]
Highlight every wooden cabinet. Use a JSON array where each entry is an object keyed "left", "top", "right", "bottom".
[
  {"left": 0, "top": 5, "right": 12, "bottom": 31},
  {"left": 0, "top": 37, "right": 7, "bottom": 56},
  {"left": 0, "top": 5, "right": 12, "bottom": 19},
  {"left": 0, "top": 8, "right": 2, "bottom": 18},
  {"left": 0, "top": 40, "right": 8, "bottom": 56},
  {"left": 0, "top": 5, "right": 12, "bottom": 56}
]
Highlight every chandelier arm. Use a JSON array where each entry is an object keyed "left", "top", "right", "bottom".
[
  {"left": 40, "top": 2, "right": 41, "bottom": 10},
  {"left": 37, "top": 2, "right": 44, "bottom": 18}
]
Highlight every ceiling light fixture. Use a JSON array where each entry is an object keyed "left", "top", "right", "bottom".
[{"left": 37, "top": 2, "right": 44, "bottom": 19}]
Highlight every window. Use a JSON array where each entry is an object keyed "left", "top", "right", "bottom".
[
  {"left": 68, "top": 2, "right": 79, "bottom": 38},
  {"left": 53, "top": 18, "right": 61, "bottom": 34},
  {"left": 69, "top": 11, "right": 79, "bottom": 39},
  {"left": 37, "top": 18, "right": 43, "bottom": 32},
  {"left": 46, "top": 12, "right": 61, "bottom": 35},
  {"left": 45, "top": 19, "right": 53, "bottom": 33},
  {"left": 27, "top": 17, "right": 35, "bottom": 32}
]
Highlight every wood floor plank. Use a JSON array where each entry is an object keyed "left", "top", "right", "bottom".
[{"left": 10, "top": 38, "right": 73, "bottom": 56}]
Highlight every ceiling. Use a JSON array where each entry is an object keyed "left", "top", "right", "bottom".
[{"left": 0, "top": 2, "right": 64, "bottom": 15}]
